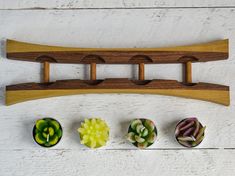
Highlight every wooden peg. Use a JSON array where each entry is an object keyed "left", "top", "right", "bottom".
[
  {"left": 185, "top": 61, "right": 192, "bottom": 83},
  {"left": 90, "top": 63, "right": 96, "bottom": 80},
  {"left": 43, "top": 61, "right": 50, "bottom": 83},
  {"left": 139, "top": 63, "right": 145, "bottom": 80}
]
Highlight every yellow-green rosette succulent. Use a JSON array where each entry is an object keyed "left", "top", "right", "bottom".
[
  {"left": 77, "top": 118, "right": 109, "bottom": 149},
  {"left": 127, "top": 119, "right": 157, "bottom": 149},
  {"left": 33, "top": 118, "right": 63, "bottom": 147}
]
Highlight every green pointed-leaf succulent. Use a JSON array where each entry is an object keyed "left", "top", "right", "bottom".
[
  {"left": 127, "top": 119, "right": 157, "bottom": 149},
  {"left": 175, "top": 118, "right": 205, "bottom": 148},
  {"left": 33, "top": 118, "right": 63, "bottom": 147}
]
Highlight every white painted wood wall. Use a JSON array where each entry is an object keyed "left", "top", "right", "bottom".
[{"left": 0, "top": 1, "right": 235, "bottom": 175}]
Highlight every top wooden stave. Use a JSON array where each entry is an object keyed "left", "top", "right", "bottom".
[{"left": 6, "top": 39, "right": 229, "bottom": 64}]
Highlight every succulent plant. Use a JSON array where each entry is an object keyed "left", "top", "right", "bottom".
[
  {"left": 33, "top": 118, "right": 63, "bottom": 147},
  {"left": 77, "top": 118, "right": 109, "bottom": 149},
  {"left": 127, "top": 119, "right": 157, "bottom": 149},
  {"left": 175, "top": 118, "right": 206, "bottom": 147}
]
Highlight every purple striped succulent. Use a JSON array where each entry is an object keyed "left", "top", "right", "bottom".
[
  {"left": 127, "top": 119, "right": 157, "bottom": 149},
  {"left": 175, "top": 118, "right": 206, "bottom": 147}
]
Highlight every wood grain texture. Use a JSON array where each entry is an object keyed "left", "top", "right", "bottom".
[
  {"left": 0, "top": 7, "right": 235, "bottom": 176},
  {"left": 43, "top": 61, "right": 50, "bottom": 83},
  {"left": 6, "top": 88, "right": 229, "bottom": 106},
  {"left": 90, "top": 63, "right": 96, "bottom": 80},
  {"left": 6, "top": 39, "right": 229, "bottom": 64},
  {"left": 139, "top": 63, "right": 145, "bottom": 80},
  {"left": 185, "top": 62, "right": 192, "bottom": 83},
  {"left": 5, "top": 79, "right": 230, "bottom": 106}
]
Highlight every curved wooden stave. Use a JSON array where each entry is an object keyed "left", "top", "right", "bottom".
[
  {"left": 6, "top": 79, "right": 230, "bottom": 106},
  {"left": 6, "top": 39, "right": 229, "bottom": 64}
]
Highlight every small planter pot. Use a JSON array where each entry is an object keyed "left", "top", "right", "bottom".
[
  {"left": 33, "top": 118, "right": 63, "bottom": 148},
  {"left": 175, "top": 118, "right": 206, "bottom": 148},
  {"left": 127, "top": 118, "right": 157, "bottom": 149},
  {"left": 77, "top": 118, "right": 110, "bottom": 149}
]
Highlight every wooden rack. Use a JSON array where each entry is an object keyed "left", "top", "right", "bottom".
[{"left": 5, "top": 39, "right": 230, "bottom": 106}]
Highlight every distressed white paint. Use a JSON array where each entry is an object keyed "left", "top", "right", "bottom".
[
  {"left": 0, "top": 0, "right": 235, "bottom": 9},
  {"left": 1, "top": 150, "right": 235, "bottom": 176},
  {"left": 0, "top": 6, "right": 235, "bottom": 176}
]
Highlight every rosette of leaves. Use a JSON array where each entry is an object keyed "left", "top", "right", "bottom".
[
  {"left": 127, "top": 119, "right": 157, "bottom": 149},
  {"left": 77, "top": 118, "right": 110, "bottom": 149},
  {"left": 33, "top": 118, "right": 63, "bottom": 147},
  {"left": 175, "top": 118, "right": 206, "bottom": 147}
]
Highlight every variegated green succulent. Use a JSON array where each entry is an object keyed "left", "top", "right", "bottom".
[
  {"left": 33, "top": 118, "right": 63, "bottom": 147},
  {"left": 175, "top": 118, "right": 206, "bottom": 147},
  {"left": 127, "top": 119, "right": 157, "bottom": 149}
]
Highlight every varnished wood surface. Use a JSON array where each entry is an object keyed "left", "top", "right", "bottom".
[
  {"left": 185, "top": 62, "right": 192, "bottom": 83},
  {"left": 6, "top": 39, "right": 229, "bottom": 64},
  {"left": 5, "top": 79, "right": 230, "bottom": 106},
  {"left": 90, "top": 63, "right": 96, "bottom": 80},
  {"left": 43, "top": 61, "right": 50, "bottom": 83},
  {"left": 6, "top": 79, "right": 229, "bottom": 90},
  {"left": 138, "top": 63, "right": 145, "bottom": 80}
]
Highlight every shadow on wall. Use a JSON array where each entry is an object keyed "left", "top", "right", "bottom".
[
  {"left": 118, "top": 119, "right": 132, "bottom": 146},
  {"left": 162, "top": 119, "right": 182, "bottom": 146},
  {"left": 0, "top": 38, "right": 6, "bottom": 59},
  {"left": 0, "top": 87, "right": 5, "bottom": 106},
  {"left": 68, "top": 118, "right": 86, "bottom": 148},
  {"left": 22, "top": 119, "right": 37, "bottom": 147},
  {"left": 0, "top": 39, "right": 6, "bottom": 106}
]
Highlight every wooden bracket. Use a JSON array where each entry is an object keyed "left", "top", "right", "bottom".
[
  {"left": 90, "top": 63, "right": 96, "bottom": 80},
  {"left": 185, "top": 61, "right": 192, "bottom": 84},
  {"left": 43, "top": 61, "right": 50, "bottom": 83},
  {"left": 5, "top": 39, "right": 230, "bottom": 106},
  {"left": 139, "top": 63, "right": 145, "bottom": 80}
]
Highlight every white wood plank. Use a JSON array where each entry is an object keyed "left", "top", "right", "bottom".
[
  {"left": 0, "top": 9, "right": 235, "bottom": 149},
  {"left": 0, "top": 149, "right": 235, "bottom": 176},
  {"left": 0, "top": 0, "right": 235, "bottom": 9}
]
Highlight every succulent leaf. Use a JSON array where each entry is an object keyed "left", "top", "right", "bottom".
[
  {"left": 141, "top": 128, "right": 148, "bottom": 137},
  {"left": 49, "top": 120, "right": 60, "bottom": 131},
  {"left": 49, "top": 135, "right": 59, "bottom": 145},
  {"left": 136, "top": 124, "right": 144, "bottom": 134},
  {"left": 56, "top": 129, "right": 62, "bottom": 138},
  {"left": 78, "top": 118, "right": 109, "bottom": 148},
  {"left": 144, "top": 119, "right": 155, "bottom": 132},
  {"left": 48, "top": 127, "right": 55, "bottom": 136},
  {"left": 131, "top": 119, "right": 142, "bottom": 130},
  {"left": 127, "top": 132, "right": 136, "bottom": 143},
  {"left": 192, "top": 135, "right": 204, "bottom": 147},
  {"left": 35, "top": 133, "right": 46, "bottom": 145},
  {"left": 179, "top": 121, "right": 194, "bottom": 131},
  {"left": 196, "top": 126, "right": 206, "bottom": 140},
  {"left": 137, "top": 141, "right": 148, "bottom": 149},
  {"left": 193, "top": 120, "right": 200, "bottom": 137},
  {"left": 177, "top": 136, "right": 196, "bottom": 142},
  {"left": 146, "top": 132, "right": 156, "bottom": 143},
  {"left": 183, "top": 127, "right": 194, "bottom": 137},
  {"left": 135, "top": 135, "right": 145, "bottom": 143},
  {"left": 36, "top": 119, "right": 48, "bottom": 131},
  {"left": 42, "top": 132, "right": 48, "bottom": 138}
]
